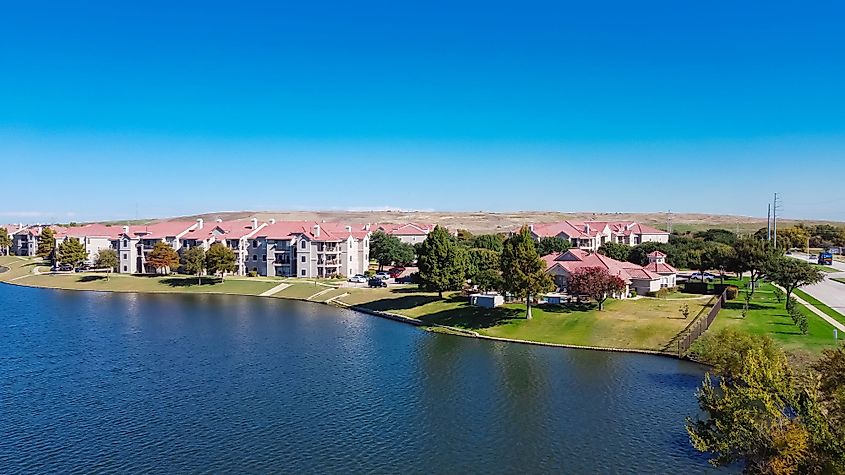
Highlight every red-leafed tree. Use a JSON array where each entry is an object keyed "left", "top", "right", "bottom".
[{"left": 567, "top": 267, "right": 627, "bottom": 311}]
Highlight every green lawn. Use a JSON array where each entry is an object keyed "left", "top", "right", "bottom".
[
  {"left": 794, "top": 289, "right": 845, "bottom": 326},
  {"left": 338, "top": 288, "right": 712, "bottom": 352},
  {"left": 833, "top": 278, "right": 845, "bottom": 285},
  {"left": 707, "top": 282, "right": 840, "bottom": 358},
  {"left": 813, "top": 264, "right": 839, "bottom": 273}
]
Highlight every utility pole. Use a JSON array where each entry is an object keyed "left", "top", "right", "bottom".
[
  {"left": 766, "top": 203, "right": 771, "bottom": 241},
  {"left": 667, "top": 210, "right": 673, "bottom": 234},
  {"left": 772, "top": 193, "right": 781, "bottom": 249}
]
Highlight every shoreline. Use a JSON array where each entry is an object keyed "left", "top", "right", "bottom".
[{"left": 0, "top": 264, "right": 684, "bottom": 360}]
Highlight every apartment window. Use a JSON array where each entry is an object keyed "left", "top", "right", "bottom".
[
  {"left": 262, "top": 255, "right": 267, "bottom": 262},
  {"left": 252, "top": 255, "right": 257, "bottom": 261},
  {"left": 349, "top": 256, "right": 352, "bottom": 262},
  {"left": 123, "top": 266, "right": 127, "bottom": 272},
  {"left": 253, "top": 240, "right": 258, "bottom": 248},
  {"left": 301, "top": 255, "right": 306, "bottom": 263},
  {"left": 123, "top": 253, "right": 128, "bottom": 260},
  {"left": 301, "top": 269, "right": 306, "bottom": 276},
  {"left": 253, "top": 267, "right": 258, "bottom": 272},
  {"left": 301, "top": 240, "right": 306, "bottom": 249}
]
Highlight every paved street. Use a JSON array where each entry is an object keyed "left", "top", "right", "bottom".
[{"left": 790, "top": 252, "right": 845, "bottom": 316}]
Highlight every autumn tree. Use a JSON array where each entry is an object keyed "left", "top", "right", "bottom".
[
  {"left": 183, "top": 246, "right": 206, "bottom": 284},
  {"left": 500, "top": 226, "right": 554, "bottom": 319},
  {"left": 567, "top": 266, "right": 626, "bottom": 311},
  {"left": 417, "top": 225, "right": 468, "bottom": 298},
  {"left": 36, "top": 226, "right": 56, "bottom": 259},
  {"left": 765, "top": 256, "right": 824, "bottom": 308},
  {"left": 147, "top": 241, "right": 179, "bottom": 274},
  {"left": 57, "top": 238, "right": 87, "bottom": 267},
  {"left": 205, "top": 243, "right": 236, "bottom": 280}
]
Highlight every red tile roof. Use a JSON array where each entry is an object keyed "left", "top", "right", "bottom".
[
  {"left": 184, "top": 220, "right": 265, "bottom": 241},
  {"left": 377, "top": 223, "right": 433, "bottom": 236},
  {"left": 258, "top": 221, "right": 369, "bottom": 242},
  {"left": 528, "top": 220, "right": 668, "bottom": 239},
  {"left": 543, "top": 249, "right": 664, "bottom": 283},
  {"left": 120, "top": 221, "right": 198, "bottom": 240}
]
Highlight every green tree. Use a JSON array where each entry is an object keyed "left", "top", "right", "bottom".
[
  {"left": 537, "top": 236, "right": 570, "bottom": 256},
  {"left": 94, "top": 248, "right": 119, "bottom": 279},
  {"left": 370, "top": 230, "right": 399, "bottom": 270},
  {"left": 36, "top": 226, "right": 56, "bottom": 259},
  {"left": 731, "top": 237, "right": 779, "bottom": 295},
  {"left": 417, "top": 226, "right": 468, "bottom": 298},
  {"left": 393, "top": 242, "right": 416, "bottom": 267},
  {"left": 183, "top": 246, "right": 206, "bottom": 284},
  {"left": 765, "top": 256, "right": 824, "bottom": 307},
  {"left": 0, "top": 228, "right": 11, "bottom": 256},
  {"left": 147, "top": 241, "right": 180, "bottom": 274},
  {"left": 500, "top": 226, "right": 554, "bottom": 319},
  {"left": 693, "top": 228, "right": 737, "bottom": 245},
  {"left": 471, "top": 233, "right": 504, "bottom": 252},
  {"left": 205, "top": 242, "right": 237, "bottom": 280},
  {"left": 474, "top": 268, "right": 503, "bottom": 293},
  {"left": 455, "top": 229, "right": 475, "bottom": 245},
  {"left": 57, "top": 238, "right": 87, "bottom": 267},
  {"left": 597, "top": 241, "right": 631, "bottom": 261},
  {"left": 466, "top": 247, "right": 500, "bottom": 282}
]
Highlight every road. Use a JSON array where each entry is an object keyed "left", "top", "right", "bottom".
[{"left": 789, "top": 252, "right": 845, "bottom": 317}]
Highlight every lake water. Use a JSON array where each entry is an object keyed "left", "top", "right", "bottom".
[{"left": 0, "top": 284, "right": 725, "bottom": 473}]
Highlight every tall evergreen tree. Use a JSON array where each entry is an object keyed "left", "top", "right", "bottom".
[
  {"left": 417, "top": 225, "right": 467, "bottom": 298},
  {"left": 500, "top": 226, "right": 554, "bottom": 319},
  {"left": 36, "top": 227, "right": 56, "bottom": 259},
  {"left": 57, "top": 238, "right": 87, "bottom": 267}
]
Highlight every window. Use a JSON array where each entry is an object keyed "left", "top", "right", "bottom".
[
  {"left": 123, "top": 266, "right": 127, "bottom": 272},
  {"left": 301, "top": 255, "right": 306, "bottom": 263},
  {"left": 252, "top": 255, "right": 257, "bottom": 261},
  {"left": 262, "top": 255, "right": 267, "bottom": 262},
  {"left": 253, "top": 267, "right": 258, "bottom": 272},
  {"left": 123, "top": 253, "right": 128, "bottom": 259},
  {"left": 301, "top": 240, "right": 306, "bottom": 249},
  {"left": 301, "top": 269, "right": 306, "bottom": 276},
  {"left": 253, "top": 240, "right": 258, "bottom": 248},
  {"left": 349, "top": 256, "right": 352, "bottom": 262}
]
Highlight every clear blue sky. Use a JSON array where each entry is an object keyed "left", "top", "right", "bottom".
[{"left": 2, "top": 1, "right": 844, "bottom": 222}]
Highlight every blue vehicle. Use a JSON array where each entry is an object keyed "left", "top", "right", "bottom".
[{"left": 818, "top": 252, "right": 833, "bottom": 266}]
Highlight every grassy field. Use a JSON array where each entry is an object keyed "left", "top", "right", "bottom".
[
  {"left": 833, "top": 278, "right": 845, "bottom": 285},
  {"left": 794, "top": 289, "right": 845, "bottom": 326},
  {"left": 813, "top": 265, "right": 840, "bottom": 273},
  {"left": 338, "top": 287, "right": 713, "bottom": 351},
  {"left": 707, "top": 281, "right": 840, "bottom": 358}
]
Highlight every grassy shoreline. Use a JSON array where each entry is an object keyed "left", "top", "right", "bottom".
[{"left": 1, "top": 257, "right": 839, "bottom": 360}]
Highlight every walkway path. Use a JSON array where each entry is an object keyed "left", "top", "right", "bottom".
[
  {"left": 789, "top": 252, "right": 845, "bottom": 319},
  {"left": 258, "top": 282, "right": 290, "bottom": 297},
  {"left": 307, "top": 287, "right": 335, "bottom": 301},
  {"left": 792, "top": 293, "right": 845, "bottom": 334}
]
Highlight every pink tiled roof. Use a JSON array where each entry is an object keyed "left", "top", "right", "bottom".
[
  {"left": 120, "top": 221, "right": 197, "bottom": 240},
  {"left": 642, "top": 261, "right": 678, "bottom": 274},
  {"left": 543, "top": 249, "right": 663, "bottom": 283},
  {"left": 377, "top": 223, "right": 433, "bottom": 236},
  {"left": 648, "top": 250, "right": 667, "bottom": 257},
  {"left": 60, "top": 224, "right": 124, "bottom": 240},
  {"left": 528, "top": 220, "right": 669, "bottom": 239},
  {"left": 27, "top": 225, "right": 68, "bottom": 238},
  {"left": 183, "top": 220, "right": 264, "bottom": 241},
  {"left": 259, "top": 221, "right": 369, "bottom": 242}
]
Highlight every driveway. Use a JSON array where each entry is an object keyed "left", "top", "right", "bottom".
[{"left": 789, "top": 252, "right": 845, "bottom": 315}]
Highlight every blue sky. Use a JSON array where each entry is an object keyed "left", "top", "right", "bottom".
[{"left": 1, "top": 1, "right": 844, "bottom": 222}]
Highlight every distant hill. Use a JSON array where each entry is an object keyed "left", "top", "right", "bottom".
[{"left": 102, "top": 210, "right": 845, "bottom": 236}]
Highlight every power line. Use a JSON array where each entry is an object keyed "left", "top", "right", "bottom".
[{"left": 773, "top": 193, "right": 782, "bottom": 248}]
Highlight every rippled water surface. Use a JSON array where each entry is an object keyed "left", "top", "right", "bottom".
[{"left": 0, "top": 284, "right": 725, "bottom": 473}]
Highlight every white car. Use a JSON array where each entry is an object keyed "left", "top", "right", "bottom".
[
  {"left": 376, "top": 272, "right": 390, "bottom": 280},
  {"left": 348, "top": 274, "right": 368, "bottom": 284}
]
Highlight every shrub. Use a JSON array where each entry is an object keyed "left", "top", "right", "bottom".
[
  {"left": 248, "top": 271, "right": 258, "bottom": 277},
  {"left": 772, "top": 286, "right": 784, "bottom": 303},
  {"left": 647, "top": 288, "right": 672, "bottom": 298},
  {"left": 684, "top": 282, "right": 710, "bottom": 294},
  {"left": 725, "top": 285, "right": 739, "bottom": 300}
]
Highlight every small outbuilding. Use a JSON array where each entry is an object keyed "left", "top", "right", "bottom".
[{"left": 470, "top": 293, "right": 504, "bottom": 308}]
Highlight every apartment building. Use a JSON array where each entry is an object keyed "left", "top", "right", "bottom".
[
  {"left": 12, "top": 225, "right": 68, "bottom": 256},
  {"left": 116, "top": 221, "right": 198, "bottom": 274},
  {"left": 527, "top": 221, "right": 669, "bottom": 251},
  {"left": 180, "top": 218, "right": 268, "bottom": 276},
  {"left": 376, "top": 223, "right": 432, "bottom": 244},
  {"left": 55, "top": 224, "right": 123, "bottom": 264},
  {"left": 251, "top": 221, "right": 370, "bottom": 278}
]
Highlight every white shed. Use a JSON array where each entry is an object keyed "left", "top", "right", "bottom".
[{"left": 470, "top": 293, "right": 504, "bottom": 308}]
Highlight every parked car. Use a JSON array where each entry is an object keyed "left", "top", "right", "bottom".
[
  {"left": 58, "top": 263, "right": 73, "bottom": 272},
  {"left": 375, "top": 271, "right": 391, "bottom": 280},
  {"left": 689, "top": 272, "right": 716, "bottom": 281},
  {"left": 388, "top": 267, "right": 405, "bottom": 278},
  {"left": 368, "top": 278, "right": 388, "bottom": 288},
  {"left": 348, "top": 274, "right": 367, "bottom": 283}
]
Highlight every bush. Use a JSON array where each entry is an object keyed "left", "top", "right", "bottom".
[
  {"left": 725, "top": 285, "right": 739, "bottom": 300},
  {"left": 248, "top": 271, "right": 258, "bottom": 277},
  {"left": 788, "top": 301, "right": 809, "bottom": 335},
  {"left": 684, "top": 282, "right": 710, "bottom": 294},
  {"left": 647, "top": 288, "right": 672, "bottom": 298}
]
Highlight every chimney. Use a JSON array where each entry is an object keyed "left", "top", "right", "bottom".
[
  {"left": 529, "top": 224, "right": 534, "bottom": 232},
  {"left": 365, "top": 223, "right": 371, "bottom": 231},
  {"left": 196, "top": 218, "right": 204, "bottom": 230},
  {"left": 215, "top": 218, "right": 223, "bottom": 223},
  {"left": 17, "top": 223, "right": 23, "bottom": 231},
  {"left": 269, "top": 218, "right": 276, "bottom": 225},
  {"left": 584, "top": 223, "right": 590, "bottom": 233},
  {"left": 122, "top": 225, "right": 129, "bottom": 234},
  {"left": 345, "top": 225, "right": 352, "bottom": 232},
  {"left": 251, "top": 218, "right": 258, "bottom": 230},
  {"left": 313, "top": 224, "right": 321, "bottom": 238}
]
